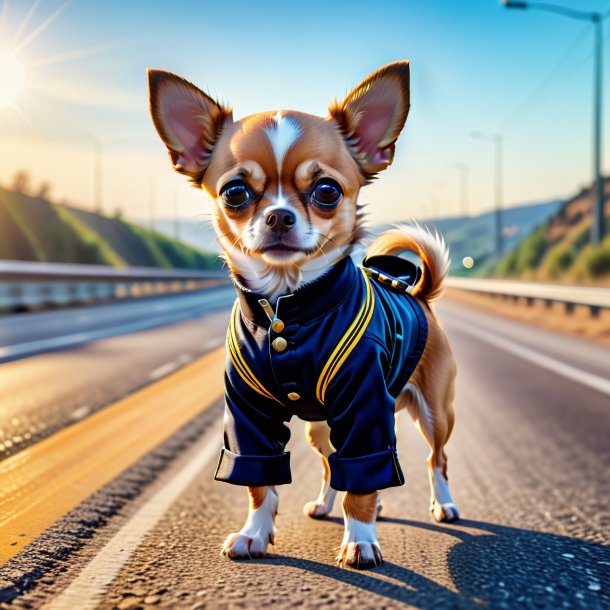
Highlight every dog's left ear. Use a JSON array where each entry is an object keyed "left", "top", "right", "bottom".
[
  {"left": 329, "top": 61, "right": 410, "bottom": 174},
  {"left": 148, "top": 69, "right": 233, "bottom": 180}
]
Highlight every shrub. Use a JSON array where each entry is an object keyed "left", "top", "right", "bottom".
[
  {"left": 514, "top": 225, "right": 549, "bottom": 274},
  {"left": 541, "top": 243, "right": 575, "bottom": 280},
  {"left": 584, "top": 236, "right": 610, "bottom": 278}
]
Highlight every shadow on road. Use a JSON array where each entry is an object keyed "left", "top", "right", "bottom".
[{"left": 260, "top": 517, "right": 609, "bottom": 609}]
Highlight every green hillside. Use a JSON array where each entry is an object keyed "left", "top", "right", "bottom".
[
  {"left": 491, "top": 178, "right": 610, "bottom": 285},
  {"left": 0, "top": 186, "right": 220, "bottom": 270},
  {"left": 377, "top": 199, "right": 562, "bottom": 275}
]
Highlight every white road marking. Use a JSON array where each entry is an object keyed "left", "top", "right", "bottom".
[
  {"left": 70, "top": 405, "right": 91, "bottom": 421},
  {"left": 457, "top": 323, "right": 610, "bottom": 397},
  {"left": 147, "top": 353, "right": 192, "bottom": 381},
  {"left": 41, "top": 421, "right": 222, "bottom": 610},
  {"left": 0, "top": 291, "right": 233, "bottom": 362}
]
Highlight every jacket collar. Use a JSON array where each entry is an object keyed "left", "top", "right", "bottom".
[{"left": 235, "top": 256, "right": 357, "bottom": 326}]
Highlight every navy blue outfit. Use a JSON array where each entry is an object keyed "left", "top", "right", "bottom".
[{"left": 214, "top": 256, "right": 428, "bottom": 494}]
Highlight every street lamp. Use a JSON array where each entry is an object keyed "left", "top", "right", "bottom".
[
  {"left": 502, "top": 0, "right": 607, "bottom": 245},
  {"left": 454, "top": 162, "right": 469, "bottom": 217},
  {"left": 471, "top": 131, "right": 504, "bottom": 259},
  {"left": 82, "top": 132, "right": 102, "bottom": 214}
]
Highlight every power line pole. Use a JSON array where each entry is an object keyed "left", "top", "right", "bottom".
[
  {"left": 83, "top": 132, "right": 102, "bottom": 214},
  {"left": 471, "top": 131, "right": 504, "bottom": 259},
  {"left": 592, "top": 13, "right": 604, "bottom": 244},
  {"left": 454, "top": 162, "right": 469, "bottom": 217},
  {"left": 503, "top": 0, "right": 607, "bottom": 245}
]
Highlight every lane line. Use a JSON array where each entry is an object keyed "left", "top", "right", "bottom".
[
  {"left": 0, "top": 347, "right": 225, "bottom": 564},
  {"left": 451, "top": 322, "right": 610, "bottom": 397},
  {"left": 41, "top": 420, "right": 222, "bottom": 610},
  {"left": 147, "top": 353, "right": 192, "bottom": 381},
  {"left": 0, "top": 302, "right": 228, "bottom": 362},
  {"left": 0, "top": 290, "right": 234, "bottom": 363}
]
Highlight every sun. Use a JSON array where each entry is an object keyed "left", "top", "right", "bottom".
[{"left": 0, "top": 51, "right": 26, "bottom": 109}]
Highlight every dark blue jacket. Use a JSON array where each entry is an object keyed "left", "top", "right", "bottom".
[{"left": 214, "top": 256, "right": 428, "bottom": 494}]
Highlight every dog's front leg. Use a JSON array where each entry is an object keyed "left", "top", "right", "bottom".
[
  {"left": 337, "top": 491, "right": 382, "bottom": 569},
  {"left": 222, "top": 486, "right": 279, "bottom": 559}
]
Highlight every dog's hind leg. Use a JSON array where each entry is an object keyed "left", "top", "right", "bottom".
[
  {"left": 397, "top": 313, "right": 460, "bottom": 523},
  {"left": 222, "top": 486, "right": 278, "bottom": 559},
  {"left": 303, "top": 421, "right": 338, "bottom": 518},
  {"left": 337, "top": 491, "right": 383, "bottom": 569}
]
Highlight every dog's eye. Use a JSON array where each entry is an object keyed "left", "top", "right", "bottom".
[
  {"left": 311, "top": 179, "right": 343, "bottom": 210},
  {"left": 220, "top": 180, "right": 252, "bottom": 209}
]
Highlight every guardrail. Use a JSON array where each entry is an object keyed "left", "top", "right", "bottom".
[
  {"left": 0, "top": 260, "right": 231, "bottom": 312},
  {"left": 446, "top": 276, "right": 610, "bottom": 318}
]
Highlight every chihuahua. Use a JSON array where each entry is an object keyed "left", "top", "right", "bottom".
[{"left": 148, "top": 61, "right": 459, "bottom": 570}]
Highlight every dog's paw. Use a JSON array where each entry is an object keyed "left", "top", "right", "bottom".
[
  {"left": 337, "top": 541, "right": 383, "bottom": 569},
  {"left": 431, "top": 501, "right": 460, "bottom": 523},
  {"left": 303, "top": 500, "right": 331, "bottom": 519},
  {"left": 221, "top": 531, "right": 273, "bottom": 559},
  {"left": 304, "top": 486, "right": 337, "bottom": 520},
  {"left": 337, "top": 517, "right": 382, "bottom": 570}
]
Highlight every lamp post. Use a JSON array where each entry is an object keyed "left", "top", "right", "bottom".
[
  {"left": 471, "top": 131, "right": 504, "bottom": 259},
  {"left": 82, "top": 132, "right": 102, "bottom": 214},
  {"left": 454, "top": 162, "right": 469, "bottom": 217},
  {"left": 502, "top": 0, "right": 606, "bottom": 245}
]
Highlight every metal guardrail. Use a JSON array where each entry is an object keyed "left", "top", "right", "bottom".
[
  {"left": 446, "top": 276, "right": 610, "bottom": 317},
  {"left": 0, "top": 260, "right": 231, "bottom": 311}
]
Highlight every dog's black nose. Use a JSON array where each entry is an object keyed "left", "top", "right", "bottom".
[{"left": 265, "top": 208, "right": 296, "bottom": 234}]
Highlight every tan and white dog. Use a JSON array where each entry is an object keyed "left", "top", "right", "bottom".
[{"left": 148, "top": 61, "right": 458, "bottom": 570}]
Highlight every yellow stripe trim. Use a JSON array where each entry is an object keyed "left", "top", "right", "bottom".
[
  {"left": 228, "top": 301, "right": 282, "bottom": 404},
  {"left": 316, "top": 269, "right": 375, "bottom": 404}
]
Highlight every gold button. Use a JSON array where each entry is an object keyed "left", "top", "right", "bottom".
[
  {"left": 272, "top": 337, "right": 287, "bottom": 352},
  {"left": 287, "top": 392, "right": 300, "bottom": 401},
  {"left": 271, "top": 319, "right": 285, "bottom": 333}
]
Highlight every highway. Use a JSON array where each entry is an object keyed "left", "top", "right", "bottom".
[
  {"left": 0, "top": 291, "right": 608, "bottom": 609},
  {"left": 0, "top": 288, "right": 234, "bottom": 458}
]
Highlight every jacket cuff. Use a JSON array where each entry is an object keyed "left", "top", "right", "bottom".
[
  {"left": 214, "top": 448, "right": 292, "bottom": 486},
  {"left": 329, "top": 447, "right": 405, "bottom": 493}
]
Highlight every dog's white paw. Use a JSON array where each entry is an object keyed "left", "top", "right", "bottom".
[
  {"left": 431, "top": 500, "right": 460, "bottom": 523},
  {"left": 304, "top": 487, "right": 337, "bottom": 519},
  {"left": 337, "top": 517, "right": 382, "bottom": 570},
  {"left": 430, "top": 467, "right": 460, "bottom": 523},
  {"left": 304, "top": 486, "right": 337, "bottom": 519},
  {"left": 221, "top": 489, "right": 278, "bottom": 560},
  {"left": 337, "top": 541, "right": 383, "bottom": 569},
  {"left": 222, "top": 531, "right": 273, "bottom": 559},
  {"left": 303, "top": 500, "right": 330, "bottom": 519}
]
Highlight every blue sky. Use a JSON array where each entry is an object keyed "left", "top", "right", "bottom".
[{"left": 0, "top": 0, "right": 608, "bottom": 225}]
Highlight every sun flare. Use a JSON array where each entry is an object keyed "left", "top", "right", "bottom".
[{"left": 0, "top": 51, "right": 26, "bottom": 109}]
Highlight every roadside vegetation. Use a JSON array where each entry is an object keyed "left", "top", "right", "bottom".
[
  {"left": 489, "top": 178, "right": 610, "bottom": 286},
  {"left": 0, "top": 174, "right": 219, "bottom": 270}
]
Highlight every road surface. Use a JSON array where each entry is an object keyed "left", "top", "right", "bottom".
[{"left": 0, "top": 294, "right": 608, "bottom": 609}]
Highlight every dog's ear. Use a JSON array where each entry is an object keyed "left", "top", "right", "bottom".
[
  {"left": 329, "top": 61, "right": 410, "bottom": 175},
  {"left": 148, "top": 69, "right": 232, "bottom": 179}
]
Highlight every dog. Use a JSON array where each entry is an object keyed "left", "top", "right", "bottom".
[{"left": 148, "top": 61, "right": 459, "bottom": 570}]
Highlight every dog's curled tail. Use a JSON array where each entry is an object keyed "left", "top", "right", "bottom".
[{"left": 366, "top": 223, "right": 450, "bottom": 302}]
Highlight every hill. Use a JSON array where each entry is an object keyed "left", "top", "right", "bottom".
[
  {"left": 491, "top": 178, "right": 610, "bottom": 285},
  {"left": 0, "top": 186, "right": 220, "bottom": 270},
  {"left": 383, "top": 199, "right": 562, "bottom": 275}
]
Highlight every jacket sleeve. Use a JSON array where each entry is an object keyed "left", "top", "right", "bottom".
[
  {"left": 324, "top": 337, "right": 405, "bottom": 493},
  {"left": 214, "top": 358, "right": 293, "bottom": 487}
]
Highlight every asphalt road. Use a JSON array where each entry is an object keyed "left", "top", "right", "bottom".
[
  {"left": 1, "top": 295, "right": 609, "bottom": 609},
  {"left": 0, "top": 289, "right": 235, "bottom": 459}
]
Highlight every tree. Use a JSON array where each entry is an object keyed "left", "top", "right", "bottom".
[{"left": 12, "top": 170, "right": 31, "bottom": 194}]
